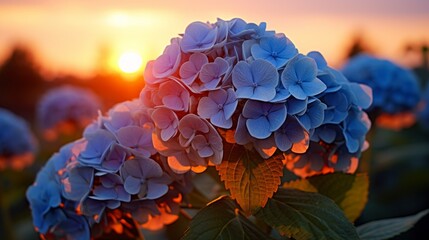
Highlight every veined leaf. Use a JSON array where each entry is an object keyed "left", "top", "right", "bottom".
[
  {"left": 216, "top": 144, "right": 284, "bottom": 214},
  {"left": 357, "top": 208, "right": 429, "bottom": 240},
  {"left": 283, "top": 173, "right": 369, "bottom": 222},
  {"left": 255, "top": 188, "right": 359, "bottom": 240},
  {"left": 181, "top": 196, "right": 273, "bottom": 240}
]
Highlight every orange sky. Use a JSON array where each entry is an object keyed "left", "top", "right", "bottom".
[{"left": 0, "top": 0, "right": 428, "bottom": 77}]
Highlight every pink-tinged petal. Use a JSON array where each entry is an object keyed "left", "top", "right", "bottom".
[
  {"left": 178, "top": 114, "right": 209, "bottom": 139},
  {"left": 161, "top": 126, "right": 177, "bottom": 142},
  {"left": 167, "top": 155, "right": 191, "bottom": 174},
  {"left": 153, "top": 42, "right": 181, "bottom": 78},
  {"left": 198, "top": 97, "right": 220, "bottom": 119}
]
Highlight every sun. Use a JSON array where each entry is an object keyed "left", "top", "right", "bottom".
[{"left": 118, "top": 51, "right": 143, "bottom": 74}]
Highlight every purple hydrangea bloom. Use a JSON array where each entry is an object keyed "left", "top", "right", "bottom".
[
  {"left": 151, "top": 107, "right": 179, "bottom": 141},
  {"left": 198, "top": 57, "right": 230, "bottom": 91},
  {"left": 37, "top": 85, "right": 101, "bottom": 138},
  {"left": 180, "top": 53, "right": 209, "bottom": 85},
  {"left": 197, "top": 88, "right": 238, "bottom": 128},
  {"left": 120, "top": 156, "right": 169, "bottom": 199},
  {"left": 158, "top": 80, "right": 190, "bottom": 111},
  {"left": 181, "top": 21, "right": 218, "bottom": 53},
  {"left": 153, "top": 41, "right": 182, "bottom": 78}
]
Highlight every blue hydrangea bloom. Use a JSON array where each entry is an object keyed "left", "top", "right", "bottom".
[
  {"left": 251, "top": 34, "right": 298, "bottom": 68},
  {"left": 232, "top": 59, "right": 278, "bottom": 101},
  {"left": 0, "top": 108, "right": 37, "bottom": 170},
  {"left": 242, "top": 100, "right": 287, "bottom": 139},
  {"left": 37, "top": 85, "right": 101, "bottom": 138},
  {"left": 90, "top": 173, "right": 130, "bottom": 202},
  {"left": 79, "top": 129, "right": 116, "bottom": 166},
  {"left": 274, "top": 116, "right": 306, "bottom": 151},
  {"left": 281, "top": 55, "right": 327, "bottom": 100},
  {"left": 342, "top": 54, "right": 420, "bottom": 115},
  {"left": 296, "top": 99, "right": 327, "bottom": 131}
]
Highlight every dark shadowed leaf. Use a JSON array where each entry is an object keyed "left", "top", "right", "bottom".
[
  {"left": 283, "top": 173, "right": 368, "bottom": 222},
  {"left": 181, "top": 196, "right": 273, "bottom": 240},
  {"left": 255, "top": 188, "right": 359, "bottom": 240},
  {"left": 357, "top": 208, "right": 429, "bottom": 240},
  {"left": 216, "top": 144, "right": 284, "bottom": 214}
]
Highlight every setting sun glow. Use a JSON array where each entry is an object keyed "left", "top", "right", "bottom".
[{"left": 118, "top": 51, "right": 143, "bottom": 74}]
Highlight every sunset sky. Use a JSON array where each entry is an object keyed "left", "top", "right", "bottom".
[{"left": 1, "top": 0, "right": 428, "bottom": 77}]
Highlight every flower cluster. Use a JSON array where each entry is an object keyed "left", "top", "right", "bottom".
[
  {"left": 141, "top": 18, "right": 372, "bottom": 177},
  {"left": 0, "top": 108, "right": 37, "bottom": 170},
  {"left": 27, "top": 100, "right": 192, "bottom": 239},
  {"left": 37, "top": 85, "right": 101, "bottom": 140},
  {"left": 342, "top": 54, "right": 420, "bottom": 129}
]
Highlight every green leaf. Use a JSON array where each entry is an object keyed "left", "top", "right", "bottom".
[
  {"left": 283, "top": 173, "right": 369, "bottom": 222},
  {"left": 255, "top": 188, "right": 359, "bottom": 240},
  {"left": 216, "top": 144, "right": 283, "bottom": 214},
  {"left": 357, "top": 208, "right": 429, "bottom": 240},
  {"left": 181, "top": 196, "right": 273, "bottom": 240}
]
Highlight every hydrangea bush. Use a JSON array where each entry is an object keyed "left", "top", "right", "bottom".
[
  {"left": 342, "top": 54, "right": 421, "bottom": 130},
  {"left": 0, "top": 108, "right": 37, "bottom": 170},
  {"left": 28, "top": 18, "right": 380, "bottom": 240},
  {"left": 37, "top": 85, "right": 101, "bottom": 140}
]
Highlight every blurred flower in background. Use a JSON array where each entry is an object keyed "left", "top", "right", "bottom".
[
  {"left": 36, "top": 85, "right": 102, "bottom": 141},
  {"left": 342, "top": 54, "right": 421, "bottom": 130},
  {"left": 0, "top": 108, "right": 37, "bottom": 170}
]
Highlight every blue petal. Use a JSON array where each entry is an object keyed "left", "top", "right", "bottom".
[
  {"left": 301, "top": 78, "right": 327, "bottom": 96},
  {"left": 246, "top": 117, "right": 271, "bottom": 139},
  {"left": 146, "top": 181, "right": 169, "bottom": 199},
  {"left": 124, "top": 176, "right": 141, "bottom": 195}
]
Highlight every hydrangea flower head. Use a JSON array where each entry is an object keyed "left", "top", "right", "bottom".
[
  {"left": 0, "top": 108, "right": 37, "bottom": 170},
  {"left": 27, "top": 99, "right": 192, "bottom": 239},
  {"left": 138, "top": 19, "right": 372, "bottom": 179},
  {"left": 342, "top": 54, "right": 420, "bottom": 129},
  {"left": 37, "top": 85, "right": 101, "bottom": 140}
]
